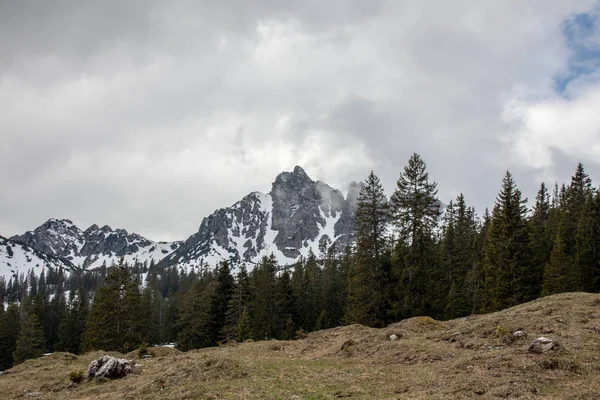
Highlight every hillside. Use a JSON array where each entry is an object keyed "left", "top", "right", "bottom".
[{"left": 1, "top": 292, "right": 599, "bottom": 399}]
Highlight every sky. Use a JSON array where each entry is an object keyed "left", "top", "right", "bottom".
[{"left": 2, "top": 1, "right": 600, "bottom": 242}]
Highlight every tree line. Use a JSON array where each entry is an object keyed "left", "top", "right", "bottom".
[{"left": 1, "top": 153, "right": 599, "bottom": 369}]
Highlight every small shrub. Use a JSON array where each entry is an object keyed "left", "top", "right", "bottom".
[
  {"left": 137, "top": 343, "right": 149, "bottom": 358},
  {"left": 495, "top": 325, "right": 510, "bottom": 337},
  {"left": 68, "top": 370, "right": 84, "bottom": 384},
  {"left": 295, "top": 328, "right": 308, "bottom": 339}
]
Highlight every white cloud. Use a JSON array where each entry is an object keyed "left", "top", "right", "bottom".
[{"left": 1, "top": 0, "right": 600, "bottom": 240}]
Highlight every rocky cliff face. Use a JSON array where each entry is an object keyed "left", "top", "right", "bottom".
[
  {"left": 159, "top": 166, "right": 358, "bottom": 269},
  {"left": 10, "top": 219, "right": 181, "bottom": 269}
]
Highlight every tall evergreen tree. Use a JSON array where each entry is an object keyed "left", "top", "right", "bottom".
[
  {"left": 542, "top": 233, "right": 573, "bottom": 296},
  {"left": 481, "top": 171, "right": 530, "bottom": 312},
  {"left": 0, "top": 303, "right": 20, "bottom": 370},
  {"left": 390, "top": 154, "right": 441, "bottom": 318},
  {"left": 177, "top": 280, "right": 218, "bottom": 350},
  {"left": 346, "top": 171, "right": 390, "bottom": 327},
  {"left": 56, "top": 289, "right": 88, "bottom": 354},
  {"left": 223, "top": 265, "right": 251, "bottom": 342},
  {"left": 13, "top": 313, "right": 46, "bottom": 365},
  {"left": 83, "top": 262, "right": 143, "bottom": 352},
  {"left": 250, "top": 255, "right": 279, "bottom": 339}
]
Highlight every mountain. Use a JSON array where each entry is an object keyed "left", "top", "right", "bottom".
[
  {"left": 3, "top": 166, "right": 359, "bottom": 279},
  {"left": 159, "top": 166, "right": 359, "bottom": 269},
  {"left": 0, "top": 235, "right": 76, "bottom": 281},
  {"left": 9, "top": 219, "right": 181, "bottom": 271}
]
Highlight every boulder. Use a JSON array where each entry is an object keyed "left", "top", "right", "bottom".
[
  {"left": 513, "top": 330, "right": 525, "bottom": 338},
  {"left": 86, "top": 355, "right": 131, "bottom": 380},
  {"left": 528, "top": 337, "right": 556, "bottom": 354}
]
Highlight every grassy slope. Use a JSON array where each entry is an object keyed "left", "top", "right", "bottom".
[{"left": 1, "top": 292, "right": 600, "bottom": 399}]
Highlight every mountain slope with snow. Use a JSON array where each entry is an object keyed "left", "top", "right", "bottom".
[
  {"left": 159, "top": 166, "right": 358, "bottom": 269},
  {"left": 0, "top": 235, "right": 76, "bottom": 281},
  {"left": 10, "top": 219, "right": 182, "bottom": 270}
]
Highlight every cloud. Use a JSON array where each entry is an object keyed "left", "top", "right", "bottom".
[{"left": 1, "top": 0, "right": 600, "bottom": 240}]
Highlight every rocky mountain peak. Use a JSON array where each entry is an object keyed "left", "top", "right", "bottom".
[{"left": 159, "top": 166, "right": 358, "bottom": 270}]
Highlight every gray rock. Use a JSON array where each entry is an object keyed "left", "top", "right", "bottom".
[
  {"left": 86, "top": 355, "right": 131, "bottom": 380},
  {"left": 528, "top": 337, "right": 556, "bottom": 354},
  {"left": 513, "top": 330, "right": 525, "bottom": 338},
  {"left": 389, "top": 334, "right": 398, "bottom": 341}
]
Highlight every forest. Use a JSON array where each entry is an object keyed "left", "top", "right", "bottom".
[{"left": 1, "top": 153, "right": 599, "bottom": 370}]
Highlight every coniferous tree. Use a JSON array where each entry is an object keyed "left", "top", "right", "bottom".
[
  {"left": 212, "top": 262, "right": 234, "bottom": 342},
  {"left": 576, "top": 192, "right": 599, "bottom": 293},
  {"left": 542, "top": 233, "right": 572, "bottom": 296},
  {"left": 527, "top": 183, "right": 551, "bottom": 301},
  {"left": 140, "top": 283, "right": 164, "bottom": 345},
  {"left": 13, "top": 313, "right": 46, "bottom": 365},
  {"left": 481, "top": 171, "right": 530, "bottom": 312},
  {"left": 177, "top": 279, "right": 218, "bottom": 350},
  {"left": 56, "top": 289, "right": 88, "bottom": 354},
  {"left": 223, "top": 265, "right": 251, "bottom": 342},
  {"left": 346, "top": 171, "right": 390, "bottom": 327},
  {"left": 0, "top": 303, "right": 20, "bottom": 370},
  {"left": 390, "top": 154, "right": 441, "bottom": 318},
  {"left": 83, "top": 262, "right": 143, "bottom": 352},
  {"left": 250, "top": 255, "right": 279, "bottom": 339},
  {"left": 236, "top": 308, "right": 252, "bottom": 342}
]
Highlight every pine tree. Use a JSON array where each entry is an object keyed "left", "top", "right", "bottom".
[
  {"left": 575, "top": 192, "right": 599, "bottom": 293},
  {"left": 250, "top": 255, "right": 279, "bottom": 339},
  {"left": 0, "top": 303, "right": 20, "bottom": 370},
  {"left": 481, "top": 171, "right": 530, "bottom": 312},
  {"left": 236, "top": 308, "right": 252, "bottom": 342},
  {"left": 390, "top": 154, "right": 441, "bottom": 318},
  {"left": 441, "top": 194, "right": 478, "bottom": 318},
  {"left": 83, "top": 262, "right": 143, "bottom": 353},
  {"left": 140, "top": 283, "right": 164, "bottom": 345},
  {"left": 56, "top": 289, "right": 88, "bottom": 354},
  {"left": 13, "top": 313, "right": 46, "bottom": 365},
  {"left": 527, "top": 183, "right": 551, "bottom": 301},
  {"left": 223, "top": 265, "right": 251, "bottom": 342},
  {"left": 346, "top": 171, "right": 390, "bottom": 327},
  {"left": 542, "top": 233, "right": 573, "bottom": 296},
  {"left": 212, "top": 262, "right": 234, "bottom": 342},
  {"left": 177, "top": 280, "right": 218, "bottom": 350},
  {"left": 390, "top": 153, "right": 441, "bottom": 247}
]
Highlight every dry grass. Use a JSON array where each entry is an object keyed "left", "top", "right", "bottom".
[{"left": 1, "top": 292, "right": 600, "bottom": 399}]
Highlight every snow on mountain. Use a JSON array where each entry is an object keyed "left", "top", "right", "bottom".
[
  {"left": 0, "top": 235, "right": 75, "bottom": 281},
  {"left": 10, "top": 219, "right": 181, "bottom": 270},
  {"left": 5, "top": 166, "right": 360, "bottom": 275},
  {"left": 158, "top": 166, "right": 358, "bottom": 270}
]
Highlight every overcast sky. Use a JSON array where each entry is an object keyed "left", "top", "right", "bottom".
[{"left": 2, "top": 1, "right": 600, "bottom": 242}]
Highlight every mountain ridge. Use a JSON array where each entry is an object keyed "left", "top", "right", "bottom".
[{"left": 2, "top": 166, "right": 359, "bottom": 280}]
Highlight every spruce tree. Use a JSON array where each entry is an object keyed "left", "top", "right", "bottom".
[
  {"left": 177, "top": 280, "right": 218, "bottom": 350},
  {"left": 223, "top": 265, "right": 251, "bottom": 342},
  {"left": 250, "top": 255, "right": 279, "bottom": 339},
  {"left": 575, "top": 192, "right": 599, "bottom": 293},
  {"left": 390, "top": 154, "right": 441, "bottom": 318},
  {"left": 542, "top": 233, "right": 572, "bottom": 296},
  {"left": 236, "top": 308, "right": 252, "bottom": 342},
  {"left": 212, "top": 262, "right": 234, "bottom": 342},
  {"left": 0, "top": 303, "right": 20, "bottom": 370},
  {"left": 527, "top": 183, "right": 551, "bottom": 301},
  {"left": 346, "top": 171, "right": 390, "bottom": 327},
  {"left": 481, "top": 171, "right": 530, "bottom": 312},
  {"left": 83, "top": 262, "right": 143, "bottom": 352},
  {"left": 13, "top": 313, "right": 46, "bottom": 365}
]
